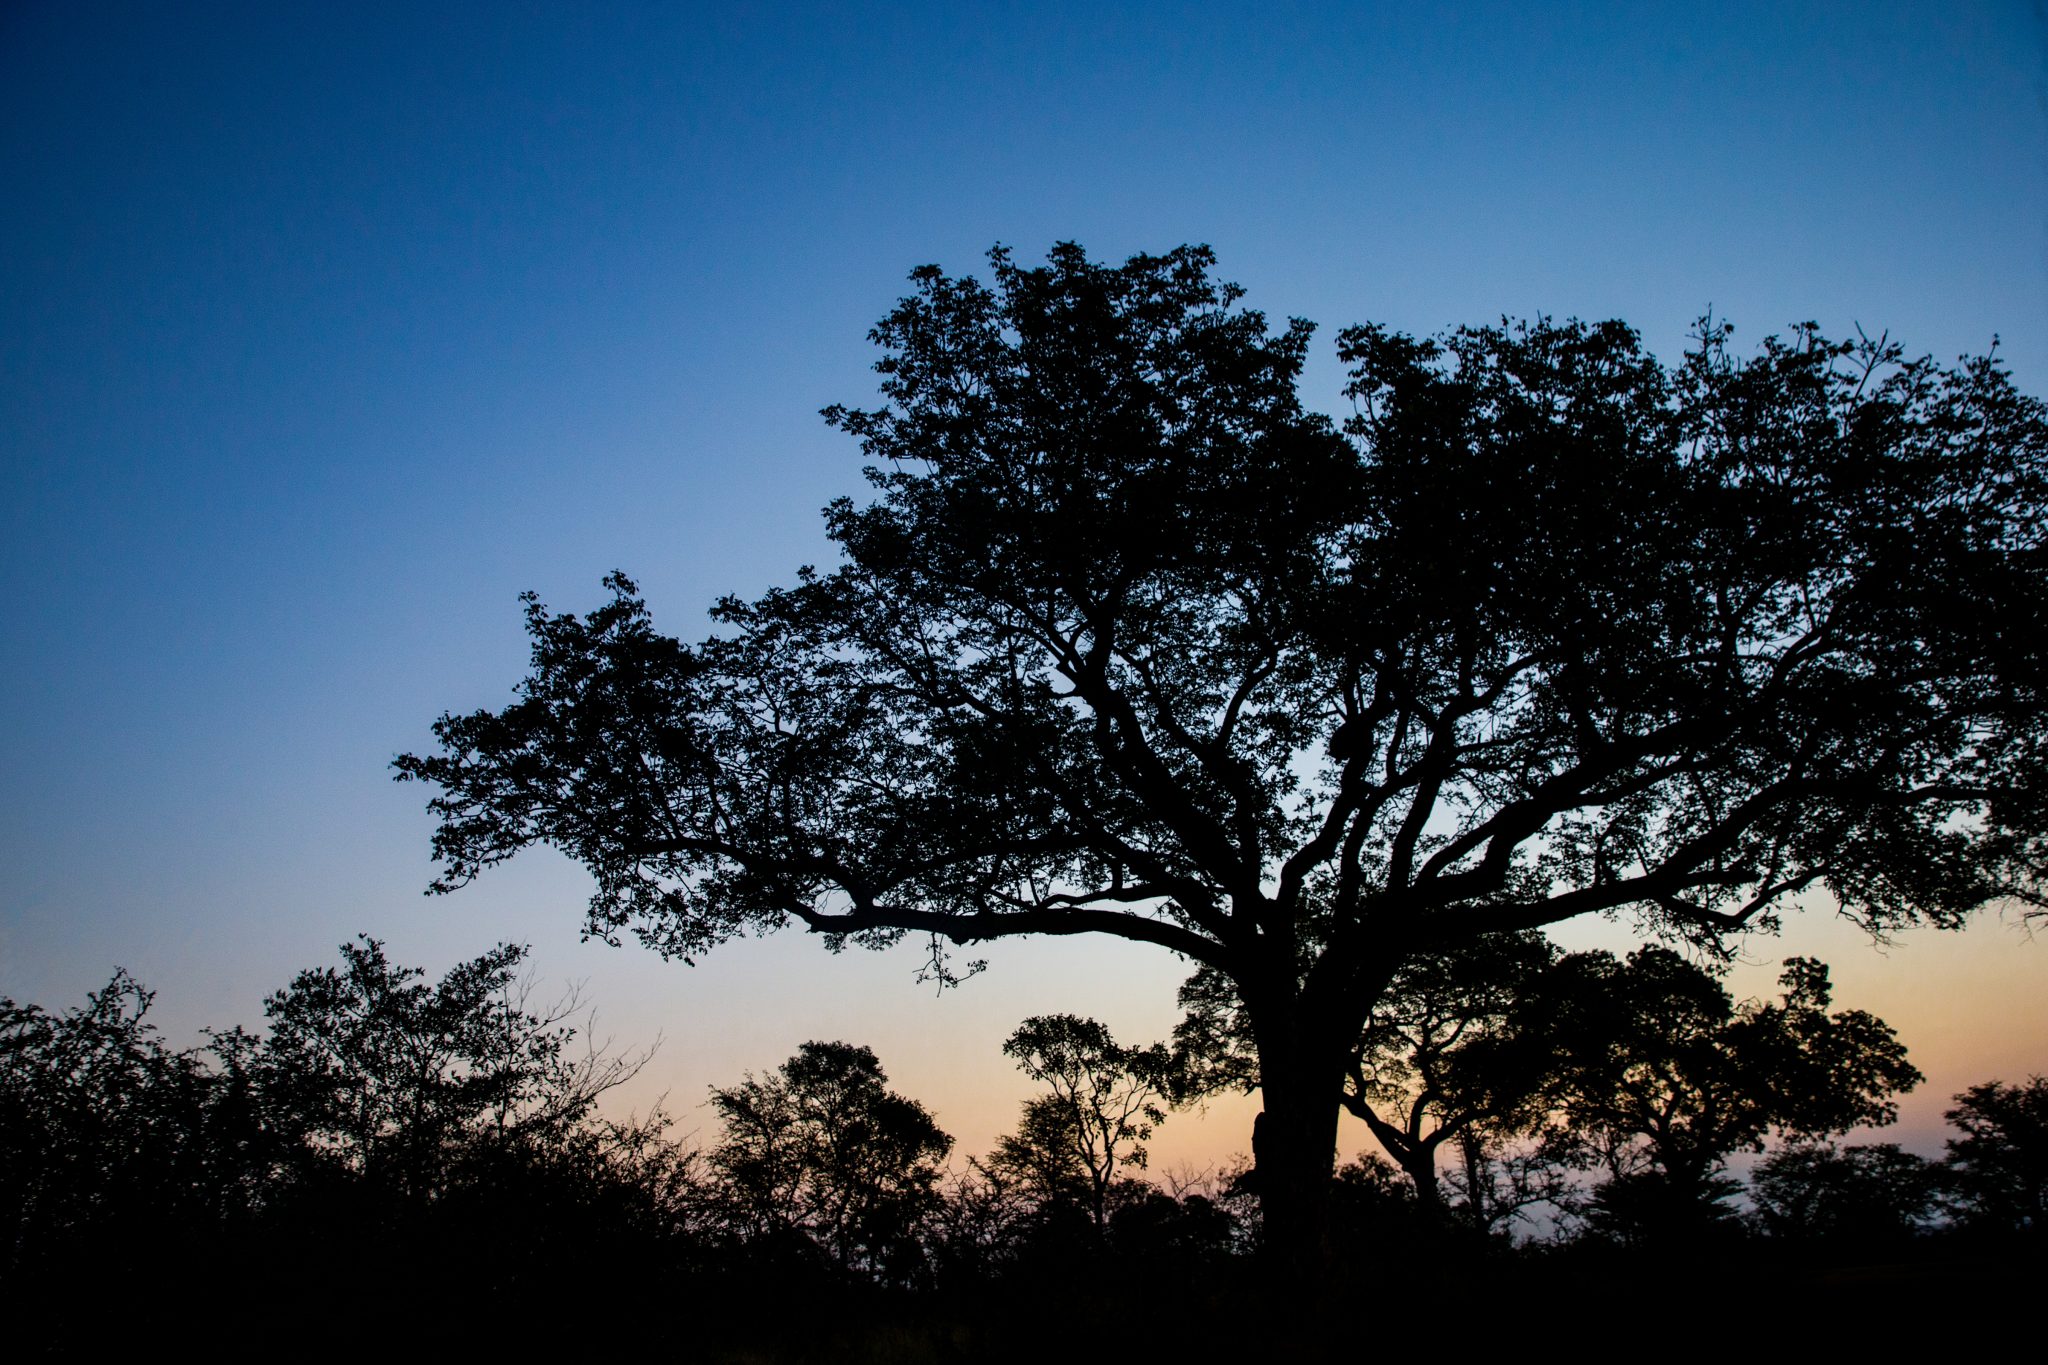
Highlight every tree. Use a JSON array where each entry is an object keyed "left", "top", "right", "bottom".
[
  {"left": 1540, "top": 950, "right": 1920, "bottom": 1242},
  {"left": 707, "top": 1040, "right": 952, "bottom": 1281},
  {"left": 0, "top": 972, "right": 226, "bottom": 1281},
  {"left": 255, "top": 936, "right": 650, "bottom": 1204},
  {"left": 989, "top": 1013, "right": 1172, "bottom": 1230},
  {"left": 1, "top": 945, "right": 691, "bottom": 1334},
  {"left": 1749, "top": 1141, "right": 1937, "bottom": 1244},
  {"left": 1941, "top": 1076, "right": 2048, "bottom": 1236},
  {"left": 399, "top": 242, "right": 2048, "bottom": 1268}
]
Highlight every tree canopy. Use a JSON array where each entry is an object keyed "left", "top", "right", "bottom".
[
  {"left": 1540, "top": 950, "right": 1920, "bottom": 1242},
  {"left": 990, "top": 1013, "right": 1172, "bottom": 1229},
  {"left": 399, "top": 242, "right": 2048, "bottom": 1261},
  {"left": 1750, "top": 1141, "right": 1938, "bottom": 1245},
  {"left": 708, "top": 1039, "right": 952, "bottom": 1282},
  {"left": 0, "top": 942, "right": 688, "bottom": 1339},
  {"left": 251, "top": 936, "right": 650, "bottom": 1201},
  {"left": 1941, "top": 1075, "right": 2048, "bottom": 1236}
]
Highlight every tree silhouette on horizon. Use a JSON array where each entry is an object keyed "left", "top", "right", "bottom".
[{"left": 400, "top": 241, "right": 2048, "bottom": 1271}]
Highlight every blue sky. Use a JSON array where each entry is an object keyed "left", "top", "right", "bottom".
[{"left": 4, "top": 1, "right": 2045, "bottom": 1164}]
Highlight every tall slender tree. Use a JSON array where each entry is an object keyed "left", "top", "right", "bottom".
[{"left": 992, "top": 1013, "right": 1171, "bottom": 1230}]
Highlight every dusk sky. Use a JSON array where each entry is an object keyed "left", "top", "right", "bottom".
[{"left": 4, "top": 1, "right": 2046, "bottom": 1171}]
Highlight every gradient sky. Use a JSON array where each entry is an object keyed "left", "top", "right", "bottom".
[{"left": 4, "top": 1, "right": 2046, "bottom": 1171}]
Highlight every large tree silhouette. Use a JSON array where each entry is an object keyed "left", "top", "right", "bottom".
[{"left": 399, "top": 243, "right": 2048, "bottom": 1269}]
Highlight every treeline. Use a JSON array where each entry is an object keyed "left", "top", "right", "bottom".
[
  {"left": 1174, "top": 931, "right": 2045, "bottom": 1251},
  {"left": 1, "top": 940, "right": 697, "bottom": 1339},
  {"left": 3, "top": 937, "right": 2043, "bottom": 1350}
]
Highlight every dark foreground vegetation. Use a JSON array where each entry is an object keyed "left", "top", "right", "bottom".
[
  {"left": 14, "top": 239, "right": 2044, "bottom": 1349},
  {"left": 5, "top": 940, "right": 2042, "bottom": 1355}
]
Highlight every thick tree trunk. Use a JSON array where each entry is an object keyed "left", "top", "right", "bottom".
[
  {"left": 1402, "top": 1147, "right": 1445, "bottom": 1215},
  {"left": 1242, "top": 940, "right": 1403, "bottom": 1283},
  {"left": 1250, "top": 1042, "right": 1346, "bottom": 1279}
]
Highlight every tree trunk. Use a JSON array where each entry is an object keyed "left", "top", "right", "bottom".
[
  {"left": 1250, "top": 1042, "right": 1346, "bottom": 1280},
  {"left": 1402, "top": 1147, "right": 1444, "bottom": 1216},
  {"left": 1458, "top": 1132, "right": 1489, "bottom": 1233},
  {"left": 1351, "top": 1093, "right": 1450, "bottom": 1217}
]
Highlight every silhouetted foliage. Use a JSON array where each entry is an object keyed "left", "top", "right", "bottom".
[
  {"left": 1542, "top": 950, "right": 1920, "bottom": 1244},
  {"left": 989, "top": 1013, "right": 1172, "bottom": 1230},
  {"left": 1440, "top": 1132, "right": 1579, "bottom": 1242},
  {"left": 1105, "top": 1181, "right": 1241, "bottom": 1268},
  {"left": 1750, "top": 1141, "right": 1938, "bottom": 1245},
  {"left": 400, "top": 241, "right": 2048, "bottom": 1266},
  {"left": 241, "top": 937, "right": 693, "bottom": 1312},
  {"left": 0, "top": 972, "right": 230, "bottom": 1284},
  {"left": 1941, "top": 1076, "right": 2048, "bottom": 1237},
  {"left": 924, "top": 1158, "right": 1043, "bottom": 1284},
  {"left": 1, "top": 943, "right": 696, "bottom": 1346},
  {"left": 708, "top": 1039, "right": 952, "bottom": 1284},
  {"left": 1326, "top": 1153, "right": 1424, "bottom": 1245},
  {"left": 10, "top": 931, "right": 2048, "bottom": 1352},
  {"left": 254, "top": 936, "right": 651, "bottom": 1205}
]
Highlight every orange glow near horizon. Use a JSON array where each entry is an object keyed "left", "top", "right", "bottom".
[{"left": 592, "top": 901, "right": 2048, "bottom": 1181}]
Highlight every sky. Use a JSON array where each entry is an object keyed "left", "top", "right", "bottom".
[{"left": 4, "top": 1, "right": 2046, "bottom": 1172}]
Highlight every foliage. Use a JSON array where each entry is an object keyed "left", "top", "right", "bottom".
[
  {"left": 1327, "top": 1153, "right": 1421, "bottom": 1238},
  {"left": 1750, "top": 1141, "right": 1938, "bottom": 1243},
  {"left": 1102, "top": 1182, "right": 1242, "bottom": 1269},
  {"left": 1541, "top": 949, "right": 1920, "bottom": 1242},
  {"left": 1339, "top": 933, "right": 1560, "bottom": 1198},
  {"left": 1941, "top": 1075, "right": 2048, "bottom": 1235},
  {"left": 0, "top": 972, "right": 225, "bottom": 1278},
  {"left": 924, "top": 1159, "right": 1042, "bottom": 1284},
  {"left": 1180, "top": 930, "right": 1560, "bottom": 1222},
  {"left": 1573, "top": 1167, "right": 1750, "bottom": 1247},
  {"left": 1182, "top": 941, "right": 1922, "bottom": 1245},
  {"left": 0, "top": 941, "right": 693, "bottom": 1341},
  {"left": 9, "top": 934, "right": 2048, "bottom": 1343},
  {"left": 253, "top": 936, "right": 651, "bottom": 1204},
  {"left": 1439, "top": 1132, "right": 1578, "bottom": 1241},
  {"left": 989, "top": 1013, "right": 1172, "bottom": 1229},
  {"left": 708, "top": 1039, "right": 953, "bottom": 1282}
]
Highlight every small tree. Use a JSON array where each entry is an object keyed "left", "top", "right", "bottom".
[
  {"left": 1941, "top": 1076, "right": 2048, "bottom": 1236},
  {"left": 0, "top": 972, "right": 226, "bottom": 1280},
  {"left": 1542, "top": 950, "right": 1920, "bottom": 1242},
  {"left": 1750, "top": 1141, "right": 1937, "bottom": 1244},
  {"left": 255, "top": 937, "right": 649, "bottom": 1204},
  {"left": 708, "top": 1040, "right": 952, "bottom": 1281},
  {"left": 1, "top": 947, "right": 694, "bottom": 1337},
  {"left": 991, "top": 1013, "right": 1172, "bottom": 1231},
  {"left": 925, "top": 1160, "right": 1040, "bottom": 1284}
]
